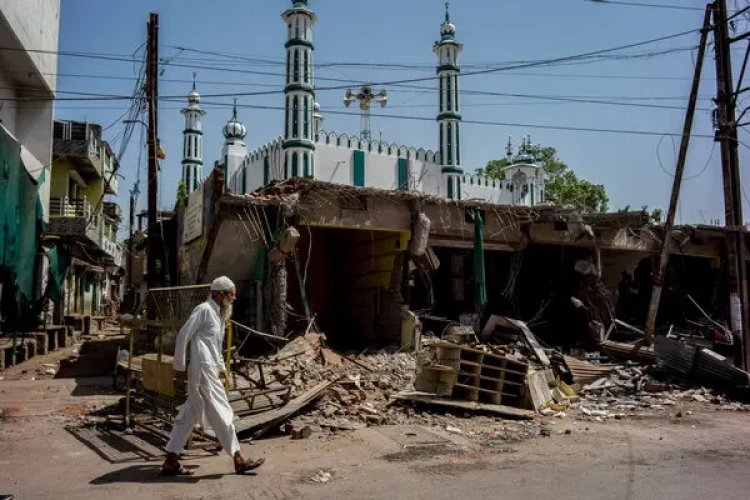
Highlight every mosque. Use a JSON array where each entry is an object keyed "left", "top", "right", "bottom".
[{"left": 179, "top": 0, "right": 547, "bottom": 206}]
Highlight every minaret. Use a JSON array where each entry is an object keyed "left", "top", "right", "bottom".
[
  {"left": 181, "top": 77, "right": 206, "bottom": 193},
  {"left": 222, "top": 98, "right": 248, "bottom": 188},
  {"left": 434, "top": 2, "right": 463, "bottom": 199},
  {"left": 282, "top": 0, "right": 317, "bottom": 179}
]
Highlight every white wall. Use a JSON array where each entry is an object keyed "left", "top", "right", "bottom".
[
  {"left": 0, "top": 0, "right": 60, "bottom": 219},
  {"left": 315, "top": 143, "right": 354, "bottom": 185},
  {"left": 0, "top": 0, "right": 59, "bottom": 91},
  {"left": 461, "top": 175, "right": 512, "bottom": 204}
]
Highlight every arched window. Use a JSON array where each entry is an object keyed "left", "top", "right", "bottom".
[
  {"left": 446, "top": 76, "right": 452, "bottom": 110},
  {"left": 293, "top": 50, "right": 300, "bottom": 82},
  {"left": 303, "top": 98, "right": 309, "bottom": 138},
  {"left": 303, "top": 51, "right": 309, "bottom": 83},
  {"left": 439, "top": 123, "right": 444, "bottom": 164},
  {"left": 439, "top": 77, "right": 444, "bottom": 112},
  {"left": 285, "top": 97, "right": 290, "bottom": 137},
  {"left": 295, "top": 18, "right": 300, "bottom": 38},
  {"left": 454, "top": 76, "right": 459, "bottom": 112},
  {"left": 455, "top": 123, "right": 460, "bottom": 165},
  {"left": 447, "top": 123, "right": 453, "bottom": 165},
  {"left": 286, "top": 51, "right": 291, "bottom": 82},
  {"left": 303, "top": 153, "right": 309, "bottom": 177},
  {"left": 292, "top": 96, "right": 299, "bottom": 138}
]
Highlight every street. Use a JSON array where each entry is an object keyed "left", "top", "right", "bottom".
[{"left": 0, "top": 377, "right": 749, "bottom": 500}]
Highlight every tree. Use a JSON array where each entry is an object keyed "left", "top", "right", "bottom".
[
  {"left": 175, "top": 181, "right": 188, "bottom": 208},
  {"left": 478, "top": 142, "right": 608, "bottom": 213}
]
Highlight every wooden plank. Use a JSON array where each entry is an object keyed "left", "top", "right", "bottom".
[
  {"left": 392, "top": 391, "right": 534, "bottom": 420},
  {"left": 614, "top": 319, "right": 645, "bottom": 336},
  {"left": 235, "top": 378, "right": 339, "bottom": 437}
]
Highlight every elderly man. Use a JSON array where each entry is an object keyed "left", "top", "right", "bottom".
[{"left": 161, "top": 276, "right": 264, "bottom": 476}]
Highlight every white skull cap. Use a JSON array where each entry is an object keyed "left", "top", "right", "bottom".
[{"left": 210, "top": 276, "right": 235, "bottom": 291}]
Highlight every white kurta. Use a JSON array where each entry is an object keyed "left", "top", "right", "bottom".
[{"left": 165, "top": 299, "right": 240, "bottom": 456}]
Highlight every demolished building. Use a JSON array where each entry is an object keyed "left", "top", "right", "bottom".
[{"left": 174, "top": 169, "right": 740, "bottom": 361}]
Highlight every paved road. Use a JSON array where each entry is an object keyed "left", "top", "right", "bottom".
[{"left": 0, "top": 377, "right": 749, "bottom": 499}]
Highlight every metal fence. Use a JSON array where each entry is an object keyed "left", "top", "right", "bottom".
[{"left": 124, "top": 285, "right": 220, "bottom": 448}]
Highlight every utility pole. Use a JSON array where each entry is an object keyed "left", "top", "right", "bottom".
[
  {"left": 644, "top": 6, "right": 712, "bottom": 345},
  {"left": 127, "top": 182, "right": 139, "bottom": 290},
  {"left": 712, "top": 0, "right": 750, "bottom": 369},
  {"left": 146, "top": 13, "right": 160, "bottom": 288}
]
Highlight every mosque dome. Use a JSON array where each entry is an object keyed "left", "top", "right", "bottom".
[
  {"left": 440, "top": 2, "right": 456, "bottom": 39},
  {"left": 188, "top": 88, "right": 201, "bottom": 104},
  {"left": 440, "top": 21, "right": 456, "bottom": 38},
  {"left": 223, "top": 101, "right": 247, "bottom": 140}
]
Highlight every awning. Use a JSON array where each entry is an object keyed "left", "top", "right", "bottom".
[{"left": 71, "top": 257, "right": 104, "bottom": 274}]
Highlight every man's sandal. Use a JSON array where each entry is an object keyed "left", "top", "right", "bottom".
[
  {"left": 235, "top": 458, "right": 265, "bottom": 474},
  {"left": 160, "top": 465, "right": 194, "bottom": 476}
]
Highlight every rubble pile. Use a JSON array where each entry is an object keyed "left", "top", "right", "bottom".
[
  {"left": 570, "top": 364, "right": 750, "bottom": 420},
  {"left": 239, "top": 333, "right": 420, "bottom": 432}
]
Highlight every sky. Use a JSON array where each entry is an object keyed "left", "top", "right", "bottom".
[{"left": 55, "top": 0, "right": 750, "bottom": 237}]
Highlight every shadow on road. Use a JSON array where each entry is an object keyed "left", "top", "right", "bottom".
[{"left": 89, "top": 464, "right": 235, "bottom": 484}]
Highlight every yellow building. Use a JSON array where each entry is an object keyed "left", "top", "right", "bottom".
[{"left": 45, "top": 120, "right": 123, "bottom": 320}]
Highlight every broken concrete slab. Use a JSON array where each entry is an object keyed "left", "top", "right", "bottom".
[{"left": 526, "top": 370, "right": 553, "bottom": 411}]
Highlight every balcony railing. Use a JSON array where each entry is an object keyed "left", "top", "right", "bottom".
[
  {"left": 49, "top": 196, "right": 92, "bottom": 219},
  {"left": 48, "top": 197, "right": 124, "bottom": 267}
]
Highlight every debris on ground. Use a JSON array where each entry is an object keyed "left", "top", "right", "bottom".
[
  {"left": 311, "top": 469, "right": 333, "bottom": 483},
  {"left": 232, "top": 333, "right": 419, "bottom": 436}
]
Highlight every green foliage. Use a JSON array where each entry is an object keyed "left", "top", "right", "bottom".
[
  {"left": 547, "top": 170, "right": 609, "bottom": 213},
  {"left": 481, "top": 143, "right": 608, "bottom": 212},
  {"left": 619, "top": 205, "right": 664, "bottom": 224},
  {"left": 650, "top": 208, "right": 664, "bottom": 224},
  {"left": 175, "top": 181, "right": 188, "bottom": 208}
]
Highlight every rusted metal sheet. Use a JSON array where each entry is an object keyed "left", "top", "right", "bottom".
[
  {"left": 693, "top": 348, "right": 750, "bottom": 387},
  {"left": 654, "top": 336, "right": 697, "bottom": 375}
]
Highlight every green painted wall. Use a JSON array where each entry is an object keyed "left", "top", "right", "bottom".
[
  {"left": 0, "top": 126, "right": 44, "bottom": 324},
  {"left": 353, "top": 150, "right": 365, "bottom": 187}
]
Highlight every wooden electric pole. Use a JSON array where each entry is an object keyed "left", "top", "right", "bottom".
[
  {"left": 644, "top": 6, "right": 712, "bottom": 345},
  {"left": 712, "top": 0, "right": 750, "bottom": 369},
  {"left": 146, "top": 13, "right": 160, "bottom": 288}
]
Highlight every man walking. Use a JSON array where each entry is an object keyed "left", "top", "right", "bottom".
[{"left": 161, "top": 276, "right": 264, "bottom": 475}]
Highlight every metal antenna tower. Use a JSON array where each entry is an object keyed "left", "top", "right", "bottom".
[{"left": 344, "top": 85, "right": 387, "bottom": 141}]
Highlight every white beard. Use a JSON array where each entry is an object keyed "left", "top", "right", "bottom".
[{"left": 220, "top": 303, "right": 233, "bottom": 323}]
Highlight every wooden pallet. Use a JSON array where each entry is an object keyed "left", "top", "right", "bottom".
[{"left": 435, "top": 342, "right": 528, "bottom": 407}]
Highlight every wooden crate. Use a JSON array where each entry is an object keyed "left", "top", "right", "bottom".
[{"left": 435, "top": 342, "right": 528, "bottom": 407}]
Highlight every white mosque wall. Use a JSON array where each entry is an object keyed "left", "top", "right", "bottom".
[
  {"left": 461, "top": 174, "right": 513, "bottom": 204},
  {"left": 314, "top": 142, "right": 355, "bottom": 185},
  {"left": 226, "top": 131, "right": 535, "bottom": 207}
]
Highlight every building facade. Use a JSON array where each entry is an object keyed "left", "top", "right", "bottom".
[
  {"left": 0, "top": 1, "right": 60, "bottom": 331},
  {"left": 45, "top": 120, "right": 124, "bottom": 320}
]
